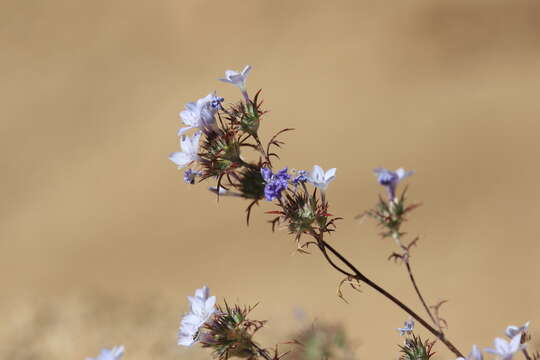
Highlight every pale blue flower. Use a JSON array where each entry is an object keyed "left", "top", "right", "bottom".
[
  {"left": 485, "top": 334, "right": 525, "bottom": 360},
  {"left": 397, "top": 318, "right": 414, "bottom": 336},
  {"left": 169, "top": 131, "right": 201, "bottom": 169},
  {"left": 373, "top": 167, "right": 414, "bottom": 200},
  {"left": 178, "top": 93, "right": 223, "bottom": 136},
  {"left": 178, "top": 285, "right": 217, "bottom": 347},
  {"left": 308, "top": 165, "right": 336, "bottom": 192},
  {"left": 505, "top": 321, "right": 530, "bottom": 338},
  {"left": 457, "top": 345, "right": 483, "bottom": 360},
  {"left": 86, "top": 346, "right": 124, "bottom": 360},
  {"left": 219, "top": 65, "right": 252, "bottom": 92}
]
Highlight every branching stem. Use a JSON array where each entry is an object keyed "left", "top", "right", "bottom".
[
  {"left": 310, "top": 231, "right": 464, "bottom": 358},
  {"left": 404, "top": 260, "right": 441, "bottom": 333}
]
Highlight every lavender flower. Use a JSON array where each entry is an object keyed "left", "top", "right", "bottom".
[
  {"left": 261, "top": 167, "right": 290, "bottom": 201},
  {"left": 219, "top": 65, "right": 252, "bottom": 92},
  {"left": 485, "top": 334, "right": 525, "bottom": 360},
  {"left": 178, "top": 93, "right": 224, "bottom": 136},
  {"left": 169, "top": 131, "right": 201, "bottom": 169},
  {"left": 397, "top": 318, "right": 415, "bottom": 336},
  {"left": 457, "top": 345, "right": 483, "bottom": 360},
  {"left": 505, "top": 321, "right": 530, "bottom": 338},
  {"left": 184, "top": 169, "right": 202, "bottom": 185},
  {"left": 292, "top": 170, "right": 308, "bottom": 189},
  {"left": 178, "top": 285, "right": 217, "bottom": 347},
  {"left": 308, "top": 165, "right": 336, "bottom": 192},
  {"left": 373, "top": 167, "right": 414, "bottom": 201},
  {"left": 86, "top": 346, "right": 124, "bottom": 360}
]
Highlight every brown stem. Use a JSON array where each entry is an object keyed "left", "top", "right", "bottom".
[
  {"left": 252, "top": 342, "right": 273, "bottom": 360},
  {"left": 253, "top": 135, "right": 268, "bottom": 164},
  {"left": 312, "top": 232, "right": 464, "bottom": 358},
  {"left": 522, "top": 348, "right": 532, "bottom": 360},
  {"left": 392, "top": 231, "right": 441, "bottom": 333},
  {"left": 404, "top": 260, "right": 442, "bottom": 333}
]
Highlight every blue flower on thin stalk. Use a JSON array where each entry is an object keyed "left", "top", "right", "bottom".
[
  {"left": 261, "top": 167, "right": 290, "bottom": 201},
  {"left": 184, "top": 169, "right": 202, "bottom": 185},
  {"left": 373, "top": 167, "right": 414, "bottom": 201},
  {"left": 292, "top": 170, "right": 308, "bottom": 191}
]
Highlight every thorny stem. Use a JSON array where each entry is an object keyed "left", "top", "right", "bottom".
[
  {"left": 404, "top": 260, "right": 442, "bottom": 333},
  {"left": 310, "top": 231, "right": 464, "bottom": 358},
  {"left": 252, "top": 342, "right": 273, "bottom": 360},
  {"left": 253, "top": 134, "right": 268, "bottom": 164},
  {"left": 393, "top": 231, "right": 442, "bottom": 334}
]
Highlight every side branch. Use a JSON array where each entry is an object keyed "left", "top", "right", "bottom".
[
  {"left": 404, "top": 260, "right": 442, "bottom": 333},
  {"left": 311, "top": 232, "right": 463, "bottom": 358}
]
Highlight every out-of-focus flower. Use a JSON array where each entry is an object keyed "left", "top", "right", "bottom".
[
  {"left": 208, "top": 186, "right": 242, "bottom": 197},
  {"left": 397, "top": 318, "right": 415, "bottom": 336},
  {"left": 86, "top": 346, "right": 124, "bottom": 360},
  {"left": 457, "top": 345, "right": 483, "bottom": 360},
  {"left": 219, "top": 65, "right": 252, "bottom": 93},
  {"left": 484, "top": 334, "right": 525, "bottom": 360},
  {"left": 505, "top": 321, "right": 530, "bottom": 338},
  {"left": 308, "top": 165, "right": 336, "bottom": 192},
  {"left": 261, "top": 167, "right": 291, "bottom": 201},
  {"left": 178, "top": 285, "right": 217, "bottom": 347},
  {"left": 373, "top": 167, "right": 414, "bottom": 201},
  {"left": 169, "top": 131, "right": 202, "bottom": 169},
  {"left": 178, "top": 93, "right": 223, "bottom": 136},
  {"left": 184, "top": 169, "right": 202, "bottom": 184}
]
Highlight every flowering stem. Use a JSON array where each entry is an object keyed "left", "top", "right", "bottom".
[
  {"left": 392, "top": 231, "right": 442, "bottom": 334},
  {"left": 404, "top": 260, "right": 441, "bottom": 333},
  {"left": 310, "top": 231, "right": 464, "bottom": 358},
  {"left": 253, "top": 134, "right": 269, "bottom": 164}
]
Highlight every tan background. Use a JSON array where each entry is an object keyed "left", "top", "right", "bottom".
[{"left": 1, "top": 0, "right": 540, "bottom": 359}]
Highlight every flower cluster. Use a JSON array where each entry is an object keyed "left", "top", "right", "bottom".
[
  {"left": 168, "top": 66, "right": 339, "bottom": 234},
  {"left": 162, "top": 65, "right": 539, "bottom": 360},
  {"left": 398, "top": 334, "right": 436, "bottom": 360},
  {"left": 178, "top": 285, "right": 217, "bottom": 347},
  {"left": 456, "top": 321, "right": 532, "bottom": 360},
  {"left": 261, "top": 167, "right": 290, "bottom": 201},
  {"left": 365, "top": 167, "right": 419, "bottom": 244},
  {"left": 176, "top": 286, "right": 279, "bottom": 360}
]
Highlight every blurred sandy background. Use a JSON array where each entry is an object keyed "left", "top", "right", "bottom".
[{"left": 1, "top": 0, "right": 540, "bottom": 359}]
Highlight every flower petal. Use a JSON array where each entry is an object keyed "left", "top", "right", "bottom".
[{"left": 242, "top": 65, "right": 252, "bottom": 76}]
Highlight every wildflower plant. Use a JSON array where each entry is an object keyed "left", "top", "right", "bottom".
[{"left": 162, "top": 65, "right": 539, "bottom": 360}]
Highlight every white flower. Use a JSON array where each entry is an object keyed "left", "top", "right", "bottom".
[
  {"left": 219, "top": 65, "right": 252, "bottom": 91},
  {"left": 457, "top": 345, "right": 483, "bottom": 360},
  {"left": 178, "top": 93, "right": 223, "bottom": 136},
  {"left": 397, "top": 318, "right": 414, "bottom": 336},
  {"left": 169, "top": 131, "right": 201, "bottom": 169},
  {"left": 505, "top": 321, "right": 530, "bottom": 338},
  {"left": 86, "top": 346, "right": 124, "bottom": 360},
  {"left": 485, "top": 334, "right": 525, "bottom": 360},
  {"left": 208, "top": 186, "right": 242, "bottom": 197},
  {"left": 178, "top": 285, "right": 216, "bottom": 347},
  {"left": 308, "top": 165, "right": 336, "bottom": 191}
]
